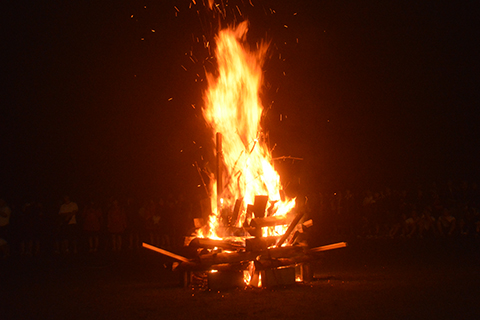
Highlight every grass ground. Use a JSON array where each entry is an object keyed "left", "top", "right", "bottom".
[{"left": 1, "top": 238, "right": 479, "bottom": 319}]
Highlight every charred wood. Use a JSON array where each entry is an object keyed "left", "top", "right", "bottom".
[
  {"left": 275, "top": 210, "right": 304, "bottom": 247},
  {"left": 253, "top": 195, "right": 269, "bottom": 218},
  {"left": 188, "top": 238, "right": 245, "bottom": 251}
]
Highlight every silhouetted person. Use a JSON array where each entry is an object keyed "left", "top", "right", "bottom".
[
  {"left": 107, "top": 199, "right": 126, "bottom": 252},
  {"left": 58, "top": 196, "right": 79, "bottom": 254},
  {"left": 437, "top": 208, "right": 456, "bottom": 237},
  {"left": 0, "top": 199, "right": 11, "bottom": 242},
  {"left": 82, "top": 201, "right": 103, "bottom": 252}
]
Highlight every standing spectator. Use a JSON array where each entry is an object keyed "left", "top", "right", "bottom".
[
  {"left": 0, "top": 199, "right": 11, "bottom": 236},
  {"left": 107, "top": 199, "right": 126, "bottom": 252},
  {"left": 418, "top": 207, "right": 436, "bottom": 238},
  {"left": 137, "top": 200, "right": 149, "bottom": 243},
  {"left": 125, "top": 197, "right": 141, "bottom": 250},
  {"left": 437, "top": 208, "right": 456, "bottom": 237},
  {"left": 0, "top": 199, "right": 11, "bottom": 251},
  {"left": 145, "top": 199, "right": 161, "bottom": 246},
  {"left": 82, "top": 201, "right": 103, "bottom": 252},
  {"left": 404, "top": 209, "right": 420, "bottom": 238},
  {"left": 58, "top": 195, "right": 79, "bottom": 254}
]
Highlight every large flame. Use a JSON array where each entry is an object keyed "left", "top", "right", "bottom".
[{"left": 200, "top": 21, "right": 296, "bottom": 239}]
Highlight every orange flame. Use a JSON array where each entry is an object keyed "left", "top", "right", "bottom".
[{"left": 199, "top": 21, "right": 296, "bottom": 239}]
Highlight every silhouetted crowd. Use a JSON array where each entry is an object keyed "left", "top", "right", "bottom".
[
  {"left": 1, "top": 180, "right": 479, "bottom": 259},
  {"left": 309, "top": 180, "right": 480, "bottom": 240},
  {"left": 0, "top": 194, "right": 196, "bottom": 258}
]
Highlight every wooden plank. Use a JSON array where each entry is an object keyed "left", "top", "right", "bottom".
[
  {"left": 309, "top": 242, "right": 348, "bottom": 253},
  {"left": 199, "top": 251, "right": 257, "bottom": 266},
  {"left": 232, "top": 198, "right": 243, "bottom": 226},
  {"left": 188, "top": 237, "right": 245, "bottom": 250},
  {"left": 250, "top": 215, "right": 291, "bottom": 228},
  {"left": 266, "top": 245, "right": 305, "bottom": 258},
  {"left": 275, "top": 210, "right": 304, "bottom": 247},
  {"left": 253, "top": 195, "right": 269, "bottom": 218},
  {"left": 142, "top": 243, "right": 190, "bottom": 262}
]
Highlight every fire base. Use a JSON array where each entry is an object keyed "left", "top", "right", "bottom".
[{"left": 208, "top": 270, "right": 245, "bottom": 291}]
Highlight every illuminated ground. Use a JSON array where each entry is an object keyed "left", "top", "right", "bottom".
[{"left": 1, "top": 239, "right": 479, "bottom": 319}]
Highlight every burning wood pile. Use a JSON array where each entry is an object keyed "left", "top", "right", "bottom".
[
  {"left": 143, "top": 216, "right": 346, "bottom": 289},
  {"left": 143, "top": 21, "right": 346, "bottom": 289}
]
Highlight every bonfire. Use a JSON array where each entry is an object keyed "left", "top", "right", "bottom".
[{"left": 144, "top": 21, "right": 346, "bottom": 289}]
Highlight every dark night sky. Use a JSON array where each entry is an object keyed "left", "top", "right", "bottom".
[{"left": 2, "top": 0, "right": 479, "bottom": 202}]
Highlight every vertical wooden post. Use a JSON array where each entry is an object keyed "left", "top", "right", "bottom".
[{"left": 216, "top": 132, "right": 223, "bottom": 211}]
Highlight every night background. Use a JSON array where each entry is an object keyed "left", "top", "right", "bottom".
[
  {"left": 2, "top": 0, "right": 479, "bottom": 203},
  {"left": 2, "top": 2, "right": 480, "bottom": 318}
]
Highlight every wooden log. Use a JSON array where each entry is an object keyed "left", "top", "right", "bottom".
[
  {"left": 266, "top": 245, "right": 305, "bottom": 259},
  {"left": 253, "top": 195, "right": 269, "bottom": 218},
  {"left": 210, "top": 261, "right": 253, "bottom": 273},
  {"left": 287, "top": 230, "right": 301, "bottom": 246},
  {"left": 142, "top": 243, "right": 191, "bottom": 262},
  {"left": 255, "top": 252, "right": 322, "bottom": 270},
  {"left": 199, "top": 251, "right": 257, "bottom": 266},
  {"left": 216, "top": 132, "right": 223, "bottom": 202},
  {"left": 199, "top": 246, "right": 297, "bottom": 264},
  {"left": 287, "top": 219, "right": 314, "bottom": 245},
  {"left": 232, "top": 198, "right": 243, "bottom": 226},
  {"left": 275, "top": 210, "right": 304, "bottom": 247},
  {"left": 254, "top": 258, "right": 296, "bottom": 270},
  {"left": 242, "top": 205, "right": 254, "bottom": 228},
  {"left": 245, "top": 236, "right": 278, "bottom": 252},
  {"left": 250, "top": 215, "right": 291, "bottom": 228},
  {"left": 261, "top": 266, "right": 296, "bottom": 287},
  {"left": 309, "top": 242, "right": 348, "bottom": 253},
  {"left": 188, "top": 238, "right": 245, "bottom": 250}
]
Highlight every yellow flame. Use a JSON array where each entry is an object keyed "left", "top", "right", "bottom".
[{"left": 200, "top": 21, "right": 296, "bottom": 239}]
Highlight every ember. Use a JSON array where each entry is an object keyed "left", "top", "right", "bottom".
[{"left": 144, "top": 21, "right": 346, "bottom": 289}]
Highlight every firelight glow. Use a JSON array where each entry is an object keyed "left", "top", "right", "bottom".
[{"left": 198, "top": 21, "right": 296, "bottom": 239}]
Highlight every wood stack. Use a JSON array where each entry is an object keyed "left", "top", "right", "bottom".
[{"left": 142, "top": 196, "right": 347, "bottom": 289}]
